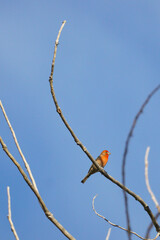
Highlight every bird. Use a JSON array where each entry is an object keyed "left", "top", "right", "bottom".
[{"left": 81, "top": 150, "right": 111, "bottom": 183}]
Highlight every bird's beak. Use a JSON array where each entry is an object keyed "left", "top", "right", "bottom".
[{"left": 108, "top": 152, "right": 111, "bottom": 155}]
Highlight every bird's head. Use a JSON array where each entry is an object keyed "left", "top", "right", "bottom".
[{"left": 101, "top": 150, "right": 111, "bottom": 156}]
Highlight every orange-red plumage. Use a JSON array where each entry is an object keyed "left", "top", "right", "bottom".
[{"left": 81, "top": 150, "right": 111, "bottom": 183}]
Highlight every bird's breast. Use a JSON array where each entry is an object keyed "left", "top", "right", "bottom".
[{"left": 100, "top": 155, "right": 109, "bottom": 167}]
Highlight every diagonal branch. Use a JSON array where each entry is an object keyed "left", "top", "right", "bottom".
[
  {"left": 121, "top": 84, "right": 160, "bottom": 239},
  {"left": 145, "top": 213, "right": 160, "bottom": 239},
  {"left": 0, "top": 100, "right": 38, "bottom": 193},
  {"left": 48, "top": 20, "right": 160, "bottom": 235},
  {"left": 0, "top": 137, "right": 76, "bottom": 240},
  {"left": 92, "top": 195, "right": 160, "bottom": 240},
  {"left": 100, "top": 169, "right": 160, "bottom": 233},
  {"left": 7, "top": 186, "right": 19, "bottom": 240}
]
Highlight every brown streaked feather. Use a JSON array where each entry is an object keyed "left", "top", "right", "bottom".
[{"left": 87, "top": 156, "right": 103, "bottom": 175}]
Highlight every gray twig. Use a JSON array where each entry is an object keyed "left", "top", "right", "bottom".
[{"left": 122, "top": 84, "right": 160, "bottom": 239}]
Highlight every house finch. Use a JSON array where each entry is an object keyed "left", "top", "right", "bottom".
[{"left": 81, "top": 150, "right": 111, "bottom": 183}]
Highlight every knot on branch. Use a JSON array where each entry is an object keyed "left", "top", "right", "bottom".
[
  {"left": 144, "top": 205, "right": 149, "bottom": 211},
  {"left": 55, "top": 40, "right": 59, "bottom": 46},
  {"left": 46, "top": 211, "right": 53, "bottom": 219},
  {"left": 83, "top": 146, "right": 87, "bottom": 152},
  {"left": 76, "top": 141, "right": 81, "bottom": 146},
  {"left": 139, "top": 109, "right": 143, "bottom": 114},
  {"left": 2, "top": 143, "right": 7, "bottom": 150},
  {"left": 57, "top": 107, "right": 61, "bottom": 114},
  {"left": 49, "top": 76, "right": 53, "bottom": 82}
]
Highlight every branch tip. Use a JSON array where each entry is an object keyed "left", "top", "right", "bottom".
[{"left": 92, "top": 195, "right": 159, "bottom": 240}]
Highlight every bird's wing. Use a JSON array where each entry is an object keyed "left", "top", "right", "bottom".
[{"left": 87, "top": 156, "right": 103, "bottom": 175}]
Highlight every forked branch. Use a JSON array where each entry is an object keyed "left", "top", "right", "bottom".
[
  {"left": 49, "top": 21, "right": 160, "bottom": 235},
  {"left": 121, "top": 84, "right": 160, "bottom": 239},
  {"left": 92, "top": 195, "right": 160, "bottom": 240},
  {"left": 0, "top": 100, "right": 38, "bottom": 193},
  {"left": 1, "top": 22, "right": 76, "bottom": 239},
  {"left": 0, "top": 137, "right": 75, "bottom": 240}
]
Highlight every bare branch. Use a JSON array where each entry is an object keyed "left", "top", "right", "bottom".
[
  {"left": 144, "top": 147, "right": 160, "bottom": 238},
  {"left": 50, "top": 20, "right": 66, "bottom": 80},
  {"left": 101, "top": 171, "right": 160, "bottom": 232},
  {"left": 106, "top": 228, "right": 111, "bottom": 240},
  {"left": 7, "top": 187, "right": 19, "bottom": 240},
  {"left": 145, "top": 213, "right": 160, "bottom": 239},
  {"left": 48, "top": 21, "right": 160, "bottom": 234},
  {"left": 92, "top": 195, "right": 160, "bottom": 240},
  {"left": 0, "top": 137, "right": 75, "bottom": 240},
  {"left": 0, "top": 100, "right": 38, "bottom": 193},
  {"left": 145, "top": 147, "right": 160, "bottom": 211},
  {"left": 121, "top": 84, "right": 160, "bottom": 239},
  {"left": 49, "top": 21, "right": 88, "bottom": 155}
]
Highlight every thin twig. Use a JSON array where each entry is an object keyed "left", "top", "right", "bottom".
[
  {"left": 92, "top": 195, "right": 160, "bottom": 240},
  {"left": 0, "top": 100, "right": 38, "bottom": 193},
  {"left": 48, "top": 22, "right": 160, "bottom": 234},
  {"left": 122, "top": 84, "right": 160, "bottom": 239},
  {"left": 106, "top": 228, "right": 111, "bottom": 240},
  {"left": 145, "top": 147, "right": 160, "bottom": 211},
  {"left": 145, "top": 213, "right": 160, "bottom": 239},
  {"left": 1, "top": 137, "right": 75, "bottom": 240},
  {"left": 50, "top": 20, "right": 66, "bottom": 80},
  {"left": 144, "top": 147, "right": 160, "bottom": 239},
  {"left": 49, "top": 20, "right": 88, "bottom": 155},
  {"left": 7, "top": 187, "right": 19, "bottom": 240}
]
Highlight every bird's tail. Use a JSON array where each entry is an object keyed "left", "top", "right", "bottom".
[{"left": 81, "top": 173, "right": 90, "bottom": 184}]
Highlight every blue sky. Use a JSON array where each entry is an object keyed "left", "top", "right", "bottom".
[{"left": 0, "top": 1, "right": 160, "bottom": 239}]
